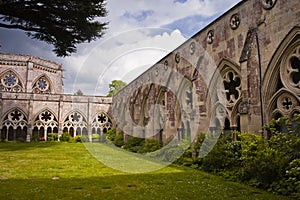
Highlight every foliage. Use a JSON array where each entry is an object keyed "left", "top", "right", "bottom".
[
  {"left": 239, "top": 133, "right": 284, "bottom": 188},
  {"left": 200, "top": 135, "right": 242, "bottom": 173},
  {"left": 73, "top": 89, "right": 84, "bottom": 96},
  {"left": 137, "top": 139, "right": 161, "bottom": 153},
  {"left": 105, "top": 128, "right": 116, "bottom": 141},
  {"left": 47, "top": 133, "right": 58, "bottom": 141},
  {"left": 31, "top": 133, "right": 40, "bottom": 142},
  {"left": 59, "top": 132, "right": 71, "bottom": 142},
  {"left": 0, "top": 0, "right": 108, "bottom": 56},
  {"left": 74, "top": 135, "right": 82, "bottom": 143},
  {"left": 106, "top": 129, "right": 160, "bottom": 153},
  {"left": 122, "top": 136, "right": 145, "bottom": 153},
  {"left": 106, "top": 128, "right": 124, "bottom": 147},
  {"left": 80, "top": 135, "right": 89, "bottom": 142},
  {"left": 107, "top": 80, "right": 126, "bottom": 97},
  {"left": 161, "top": 115, "right": 300, "bottom": 198}
]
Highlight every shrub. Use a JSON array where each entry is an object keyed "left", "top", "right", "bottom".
[
  {"left": 31, "top": 133, "right": 40, "bottom": 142},
  {"left": 137, "top": 139, "right": 161, "bottom": 154},
  {"left": 92, "top": 133, "right": 100, "bottom": 142},
  {"left": 59, "top": 132, "right": 71, "bottom": 142},
  {"left": 123, "top": 137, "right": 145, "bottom": 152},
  {"left": 113, "top": 133, "right": 124, "bottom": 147},
  {"left": 106, "top": 128, "right": 116, "bottom": 141},
  {"left": 74, "top": 135, "right": 82, "bottom": 143},
  {"left": 106, "top": 129, "right": 124, "bottom": 147},
  {"left": 47, "top": 133, "right": 58, "bottom": 141},
  {"left": 81, "top": 135, "right": 89, "bottom": 142},
  {"left": 270, "top": 158, "right": 300, "bottom": 197},
  {"left": 200, "top": 135, "right": 242, "bottom": 173}
]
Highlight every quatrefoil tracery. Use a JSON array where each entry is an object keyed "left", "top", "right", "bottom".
[
  {"left": 261, "top": 0, "right": 277, "bottom": 10},
  {"left": 281, "top": 45, "right": 300, "bottom": 95},
  {"left": 207, "top": 30, "right": 214, "bottom": 44},
  {"left": 230, "top": 14, "right": 240, "bottom": 30},
  {"left": 223, "top": 71, "right": 241, "bottom": 106}
]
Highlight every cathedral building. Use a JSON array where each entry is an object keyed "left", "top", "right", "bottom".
[
  {"left": 0, "top": 53, "right": 112, "bottom": 141},
  {"left": 1, "top": 0, "right": 300, "bottom": 142},
  {"left": 113, "top": 0, "right": 300, "bottom": 141}
]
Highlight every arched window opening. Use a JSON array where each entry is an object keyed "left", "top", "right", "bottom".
[
  {"left": 223, "top": 118, "right": 231, "bottom": 136},
  {"left": 8, "top": 126, "right": 14, "bottom": 141},
  {"left": 69, "top": 127, "right": 74, "bottom": 137}
]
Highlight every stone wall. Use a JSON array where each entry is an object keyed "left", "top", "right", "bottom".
[
  {"left": 112, "top": 0, "right": 300, "bottom": 141},
  {"left": 0, "top": 53, "right": 112, "bottom": 141}
]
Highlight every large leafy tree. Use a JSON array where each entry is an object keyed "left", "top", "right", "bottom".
[
  {"left": 0, "top": 0, "right": 108, "bottom": 56},
  {"left": 107, "top": 80, "right": 126, "bottom": 97}
]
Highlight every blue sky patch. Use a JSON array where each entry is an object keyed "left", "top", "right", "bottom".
[
  {"left": 162, "top": 14, "right": 219, "bottom": 37},
  {"left": 123, "top": 10, "right": 154, "bottom": 22},
  {"left": 173, "top": 0, "right": 188, "bottom": 3}
]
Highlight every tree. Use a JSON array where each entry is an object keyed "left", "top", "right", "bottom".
[
  {"left": 107, "top": 80, "right": 126, "bottom": 97},
  {"left": 0, "top": 0, "right": 108, "bottom": 57},
  {"left": 74, "top": 89, "right": 84, "bottom": 96}
]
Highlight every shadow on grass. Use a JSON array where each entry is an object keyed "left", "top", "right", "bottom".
[
  {"left": 0, "top": 171, "right": 292, "bottom": 200},
  {"left": 0, "top": 141, "right": 62, "bottom": 151}
]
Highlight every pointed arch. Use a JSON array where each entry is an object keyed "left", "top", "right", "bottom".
[
  {"left": 266, "top": 88, "right": 300, "bottom": 121},
  {"left": 262, "top": 26, "right": 300, "bottom": 120},
  {"left": 91, "top": 111, "right": 112, "bottom": 136},
  {"left": 0, "top": 69, "right": 24, "bottom": 92},
  {"left": 140, "top": 83, "right": 154, "bottom": 126},
  {"left": 129, "top": 87, "right": 142, "bottom": 125},
  {"left": 33, "top": 108, "right": 58, "bottom": 123},
  {"left": 32, "top": 108, "right": 58, "bottom": 140},
  {"left": 1, "top": 107, "right": 28, "bottom": 141},
  {"left": 62, "top": 110, "right": 87, "bottom": 136},
  {"left": 32, "top": 74, "right": 54, "bottom": 94},
  {"left": 207, "top": 58, "right": 241, "bottom": 107},
  {"left": 206, "top": 58, "right": 241, "bottom": 123}
]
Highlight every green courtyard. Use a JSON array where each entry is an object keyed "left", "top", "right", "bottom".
[{"left": 0, "top": 142, "right": 291, "bottom": 200}]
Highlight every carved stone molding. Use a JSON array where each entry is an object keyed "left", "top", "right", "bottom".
[
  {"left": 207, "top": 30, "right": 214, "bottom": 44},
  {"left": 230, "top": 14, "right": 240, "bottom": 30},
  {"left": 261, "top": 0, "right": 277, "bottom": 10}
]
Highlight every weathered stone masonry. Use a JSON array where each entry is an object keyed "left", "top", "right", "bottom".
[
  {"left": 1, "top": 0, "right": 300, "bottom": 143},
  {"left": 0, "top": 53, "right": 112, "bottom": 141},
  {"left": 113, "top": 0, "right": 300, "bottom": 141}
]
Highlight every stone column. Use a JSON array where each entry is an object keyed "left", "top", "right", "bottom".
[
  {"left": 26, "top": 124, "right": 32, "bottom": 142},
  {"left": 44, "top": 126, "right": 47, "bottom": 141},
  {"left": 13, "top": 128, "right": 17, "bottom": 140}
]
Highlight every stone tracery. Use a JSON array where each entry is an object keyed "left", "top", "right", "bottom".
[
  {"left": 32, "top": 75, "right": 52, "bottom": 94},
  {"left": 0, "top": 70, "right": 24, "bottom": 92},
  {"left": 91, "top": 112, "right": 112, "bottom": 135},
  {"left": 63, "top": 111, "right": 87, "bottom": 137},
  {"left": 1, "top": 109, "right": 28, "bottom": 141}
]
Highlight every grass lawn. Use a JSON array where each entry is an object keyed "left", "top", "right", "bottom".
[{"left": 0, "top": 142, "right": 292, "bottom": 200}]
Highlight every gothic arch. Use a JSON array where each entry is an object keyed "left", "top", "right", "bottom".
[
  {"left": 91, "top": 111, "right": 112, "bottom": 135},
  {"left": 130, "top": 87, "right": 142, "bottom": 125},
  {"left": 207, "top": 59, "right": 241, "bottom": 133},
  {"left": 32, "top": 108, "right": 58, "bottom": 140},
  {"left": 1, "top": 108, "right": 28, "bottom": 141},
  {"left": 211, "top": 102, "right": 228, "bottom": 127},
  {"left": 262, "top": 26, "right": 300, "bottom": 121},
  {"left": 140, "top": 84, "right": 154, "bottom": 126},
  {"left": 0, "top": 69, "right": 24, "bottom": 92},
  {"left": 32, "top": 74, "right": 54, "bottom": 94},
  {"left": 266, "top": 88, "right": 300, "bottom": 120},
  {"left": 62, "top": 110, "right": 87, "bottom": 137}
]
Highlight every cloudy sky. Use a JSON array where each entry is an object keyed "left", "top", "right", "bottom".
[{"left": 0, "top": 0, "right": 240, "bottom": 96}]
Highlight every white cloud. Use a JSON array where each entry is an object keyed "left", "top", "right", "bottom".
[
  {"left": 61, "top": 0, "right": 241, "bottom": 95},
  {"left": 0, "top": 0, "right": 242, "bottom": 95},
  {"left": 105, "top": 0, "right": 240, "bottom": 34},
  {"left": 64, "top": 28, "right": 186, "bottom": 95}
]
